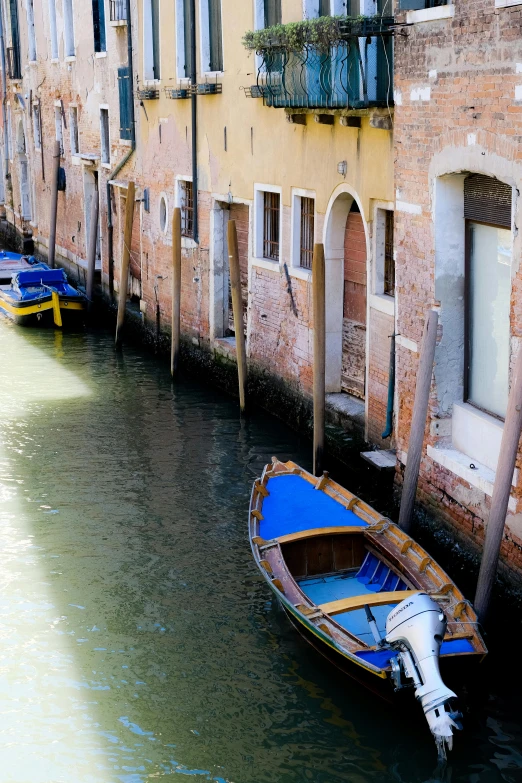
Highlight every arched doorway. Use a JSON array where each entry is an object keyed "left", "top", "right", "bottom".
[{"left": 323, "top": 186, "right": 368, "bottom": 397}]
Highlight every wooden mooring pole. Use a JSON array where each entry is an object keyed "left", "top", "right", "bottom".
[
  {"left": 313, "top": 243, "right": 326, "bottom": 477},
  {"left": 474, "top": 347, "right": 522, "bottom": 623},
  {"left": 115, "top": 181, "right": 135, "bottom": 347},
  {"left": 86, "top": 186, "right": 99, "bottom": 314},
  {"left": 398, "top": 309, "right": 439, "bottom": 533},
  {"left": 171, "top": 208, "right": 182, "bottom": 378},
  {"left": 227, "top": 219, "right": 247, "bottom": 413},
  {"left": 48, "top": 140, "right": 61, "bottom": 269}
]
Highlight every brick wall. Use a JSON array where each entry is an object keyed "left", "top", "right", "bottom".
[{"left": 394, "top": 0, "right": 522, "bottom": 577}]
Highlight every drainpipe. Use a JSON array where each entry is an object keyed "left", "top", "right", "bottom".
[
  {"left": 0, "top": 0, "right": 9, "bottom": 180},
  {"left": 190, "top": 0, "right": 198, "bottom": 243},
  {"left": 107, "top": 0, "right": 136, "bottom": 297}
]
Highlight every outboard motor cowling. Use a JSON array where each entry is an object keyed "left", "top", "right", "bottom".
[{"left": 386, "top": 593, "right": 462, "bottom": 755}]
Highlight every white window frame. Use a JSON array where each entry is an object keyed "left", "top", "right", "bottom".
[
  {"left": 175, "top": 175, "right": 196, "bottom": 249},
  {"left": 159, "top": 192, "right": 169, "bottom": 234},
  {"left": 199, "top": 0, "right": 224, "bottom": 75},
  {"left": 175, "top": 0, "right": 189, "bottom": 80},
  {"left": 54, "top": 101, "right": 64, "bottom": 156},
  {"left": 406, "top": 5, "right": 455, "bottom": 22},
  {"left": 253, "top": 183, "right": 282, "bottom": 267},
  {"left": 100, "top": 106, "right": 111, "bottom": 166},
  {"left": 32, "top": 103, "right": 41, "bottom": 151},
  {"left": 70, "top": 105, "right": 79, "bottom": 157},
  {"left": 290, "top": 187, "right": 315, "bottom": 279},
  {"left": 27, "top": 0, "right": 37, "bottom": 62},
  {"left": 63, "top": 0, "right": 76, "bottom": 58},
  {"left": 370, "top": 200, "right": 395, "bottom": 316},
  {"left": 49, "top": 0, "right": 59, "bottom": 59},
  {"left": 143, "top": 0, "right": 160, "bottom": 83}
]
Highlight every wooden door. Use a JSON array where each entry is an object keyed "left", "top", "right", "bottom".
[{"left": 342, "top": 205, "right": 366, "bottom": 398}]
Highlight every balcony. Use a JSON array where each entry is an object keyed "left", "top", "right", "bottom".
[
  {"left": 6, "top": 46, "right": 22, "bottom": 80},
  {"left": 109, "top": 0, "right": 127, "bottom": 23},
  {"left": 249, "top": 17, "right": 394, "bottom": 111}
]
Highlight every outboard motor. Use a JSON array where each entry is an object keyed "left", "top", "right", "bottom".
[{"left": 386, "top": 593, "right": 463, "bottom": 756}]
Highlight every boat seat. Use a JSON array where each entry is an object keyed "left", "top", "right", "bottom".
[
  {"left": 318, "top": 590, "right": 419, "bottom": 617},
  {"left": 356, "top": 552, "right": 408, "bottom": 593}
]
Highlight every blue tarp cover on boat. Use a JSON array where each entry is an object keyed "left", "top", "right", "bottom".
[
  {"left": 355, "top": 638, "right": 475, "bottom": 669},
  {"left": 260, "top": 474, "right": 367, "bottom": 541},
  {"left": 15, "top": 269, "right": 67, "bottom": 286}
]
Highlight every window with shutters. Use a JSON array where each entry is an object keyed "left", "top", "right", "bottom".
[
  {"left": 92, "top": 0, "right": 107, "bottom": 53},
  {"left": 144, "top": 0, "right": 160, "bottom": 80},
  {"left": 464, "top": 175, "right": 512, "bottom": 420},
  {"left": 384, "top": 210, "right": 395, "bottom": 297},
  {"left": 70, "top": 107, "right": 79, "bottom": 155},
  {"left": 118, "top": 66, "right": 133, "bottom": 140},
  {"left": 200, "top": 0, "right": 223, "bottom": 73},
  {"left": 63, "top": 0, "right": 75, "bottom": 57}
]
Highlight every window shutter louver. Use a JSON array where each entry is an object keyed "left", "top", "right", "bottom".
[
  {"left": 464, "top": 174, "right": 512, "bottom": 228},
  {"left": 118, "top": 66, "right": 132, "bottom": 140}
]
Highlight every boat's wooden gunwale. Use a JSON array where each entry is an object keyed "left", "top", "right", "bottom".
[{"left": 250, "top": 459, "right": 488, "bottom": 677}]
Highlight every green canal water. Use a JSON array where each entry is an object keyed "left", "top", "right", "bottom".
[{"left": 1, "top": 318, "right": 521, "bottom": 783}]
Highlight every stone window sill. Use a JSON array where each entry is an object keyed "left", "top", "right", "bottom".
[
  {"left": 252, "top": 257, "right": 280, "bottom": 272},
  {"left": 495, "top": 0, "right": 522, "bottom": 7},
  {"left": 369, "top": 293, "right": 395, "bottom": 316},
  {"left": 288, "top": 265, "right": 312, "bottom": 282},
  {"left": 427, "top": 445, "right": 517, "bottom": 511},
  {"left": 406, "top": 4, "right": 455, "bottom": 23}
]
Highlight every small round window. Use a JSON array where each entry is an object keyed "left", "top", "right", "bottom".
[{"left": 159, "top": 195, "right": 168, "bottom": 233}]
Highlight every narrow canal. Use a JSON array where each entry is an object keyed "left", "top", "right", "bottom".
[{"left": 1, "top": 317, "right": 521, "bottom": 783}]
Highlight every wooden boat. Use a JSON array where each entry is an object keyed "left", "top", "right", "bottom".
[
  {"left": 0, "top": 249, "right": 46, "bottom": 283},
  {"left": 250, "top": 458, "right": 487, "bottom": 754},
  {"left": 0, "top": 267, "right": 86, "bottom": 327}
]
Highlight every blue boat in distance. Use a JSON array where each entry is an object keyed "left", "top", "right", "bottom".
[
  {"left": 0, "top": 267, "right": 86, "bottom": 327},
  {"left": 0, "top": 249, "right": 46, "bottom": 283}
]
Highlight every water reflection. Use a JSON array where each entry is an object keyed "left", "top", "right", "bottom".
[{"left": 0, "top": 318, "right": 521, "bottom": 782}]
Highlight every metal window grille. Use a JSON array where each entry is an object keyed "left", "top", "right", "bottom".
[
  {"left": 181, "top": 181, "right": 194, "bottom": 238},
  {"left": 384, "top": 209, "right": 395, "bottom": 297},
  {"left": 109, "top": 0, "right": 127, "bottom": 21},
  {"left": 263, "top": 191, "right": 280, "bottom": 260},
  {"left": 300, "top": 197, "right": 314, "bottom": 269}
]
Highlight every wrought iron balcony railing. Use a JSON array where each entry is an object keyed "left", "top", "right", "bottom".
[
  {"left": 6, "top": 46, "right": 22, "bottom": 80},
  {"left": 109, "top": 0, "right": 127, "bottom": 22},
  {"left": 255, "top": 19, "right": 394, "bottom": 110}
]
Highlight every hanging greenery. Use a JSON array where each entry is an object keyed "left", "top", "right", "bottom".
[{"left": 242, "top": 15, "right": 384, "bottom": 54}]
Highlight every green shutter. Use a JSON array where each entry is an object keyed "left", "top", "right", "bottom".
[
  {"left": 118, "top": 66, "right": 132, "bottom": 141},
  {"left": 183, "top": 0, "right": 194, "bottom": 77},
  {"left": 318, "top": 0, "right": 330, "bottom": 16}
]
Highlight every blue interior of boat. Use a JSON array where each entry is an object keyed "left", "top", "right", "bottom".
[
  {"left": 355, "top": 638, "right": 476, "bottom": 669},
  {"left": 260, "top": 474, "right": 368, "bottom": 541}
]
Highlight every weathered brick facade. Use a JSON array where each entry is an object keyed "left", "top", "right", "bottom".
[{"left": 394, "top": 0, "right": 522, "bottom": 580}]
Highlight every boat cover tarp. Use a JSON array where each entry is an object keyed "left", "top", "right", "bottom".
[
  {"left": 260, "top": 474, "right": 367, "bottom": 541},
  {"left": 15, "top": 269, "right": 67, "bottom": 286},
  {"left": 355, "top": 638, "right": 475, "bottom": 668}
]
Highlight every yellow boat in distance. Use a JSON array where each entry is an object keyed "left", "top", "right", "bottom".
[
  {"left": 0, "top": 266, "right": 86, "bottom": 327},
  {"left": 249, "top": 458, "right": 487, "bottom": 756}
]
